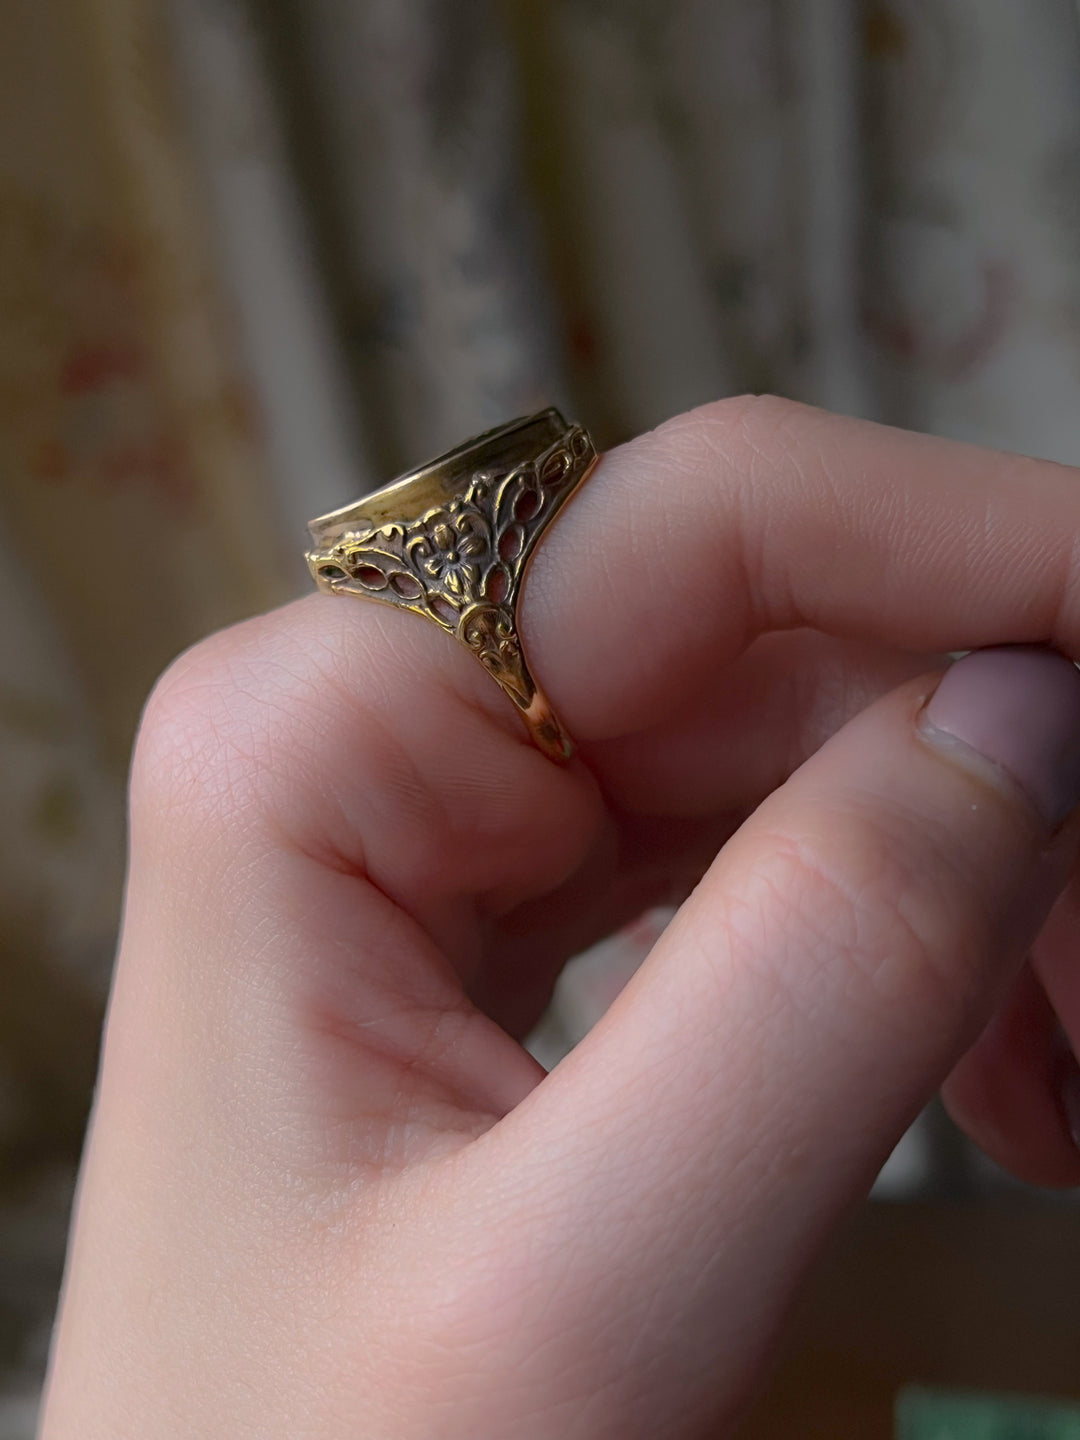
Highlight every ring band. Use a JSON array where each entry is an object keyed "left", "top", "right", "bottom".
[{"left": 305, "top": 408, "right": 598, "bottom": 761}]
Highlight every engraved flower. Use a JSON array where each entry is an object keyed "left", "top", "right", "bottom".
[{"left": 424, "top": 517, "right": 486, "bottom": 597}]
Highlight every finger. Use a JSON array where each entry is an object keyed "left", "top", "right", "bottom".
[
  {"left": 522, "top": 396, "right": 1080, "bottom": 754},
  {"left": 942, "top": 962, "right": 1080, "bottom": 1188},
  {"left": 588, "top": 626, "right": 941, "bottom": 815},
  {"left": 474, "top": 630, "right": 938, "bottom": 1035},
  {"left": 1033, "top": 868, "right": 1080, "bottom": 1050},
  {"left": 952, "top": 810, "right": 1080, "bottom": 1187},
  {"left": 419, "top": 647, "right": 1080, "bottom": 1439},
  {"left": 1031, "top": 869, "right": 1080, "bottom": 1153},
  {"left": 113, "top": 592, "right": 938, "bottom": 1194},
  {"left": 140, "top": 589, "right": 931, "bottom": 998}
]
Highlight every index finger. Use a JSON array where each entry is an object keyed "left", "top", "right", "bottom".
[{"left": 523, "top": 395, "right": 1079, "bottom": 739}]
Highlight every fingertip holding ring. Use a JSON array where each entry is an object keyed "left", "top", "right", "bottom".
[{"left": 920, "top": 646, "right": 1080, "bottom": 828}]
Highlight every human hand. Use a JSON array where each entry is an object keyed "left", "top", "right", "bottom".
[{"left": 40, "top": 398, "right": 1080, "bottom": 1438}]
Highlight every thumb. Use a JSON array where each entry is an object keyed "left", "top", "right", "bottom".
[{"left": 425, "top": 647, "right": 1080, "bottom": 1439}]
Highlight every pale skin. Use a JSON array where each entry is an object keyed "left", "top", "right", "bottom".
[{"left": 39, "top": 396, "right": 1080, "bottom": 1438}]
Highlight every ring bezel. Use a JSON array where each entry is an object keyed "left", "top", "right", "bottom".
[{"left": 305, "top": 409, "right": 597, "bottom": 762}]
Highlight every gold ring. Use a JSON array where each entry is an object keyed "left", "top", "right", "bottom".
[{"left": 305, "top": 408, "right": 598, "bottom": 762}]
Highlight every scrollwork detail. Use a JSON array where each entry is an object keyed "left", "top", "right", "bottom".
[
  {"left": 308, "top": 430, "right": 591, "bottom": 654},
  {"left": 460, "top": 603, "right": 530, "bottom": 708},
  {"left": 305, "top": 414, "right": 595, "bottom": 760}
]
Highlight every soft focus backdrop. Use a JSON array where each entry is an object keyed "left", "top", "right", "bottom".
[{"left": 4, "top": 0, "right": 1080, "bottom": 1429}]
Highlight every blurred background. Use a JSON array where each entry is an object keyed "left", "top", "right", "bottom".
[{"left": 4, "top": 0, "right": 1080, "bottom": 1434}]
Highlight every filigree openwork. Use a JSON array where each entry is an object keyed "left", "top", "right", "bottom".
[{"left": 305, "top": 414, "right": 596, "bottom": 760}]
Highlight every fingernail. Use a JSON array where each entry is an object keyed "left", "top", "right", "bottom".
[
  {"left": 921, "top": 646, "right": 1080, "bottom": 827},
  {"left": 1060, "top": 1061, "right": 1080, "bottom": 1154}
]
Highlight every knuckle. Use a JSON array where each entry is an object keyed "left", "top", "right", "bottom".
[
  {"left": 638, "top": 393, "right": 783, "bottom": 484},
  {"left": 659, "top": 392, "right": 816, "bottom": 464},
  {"left": 728, "top": 392, "right": 826, "bottom": 463},
  {"left": 128, "top": 605, "right": 479, "bottom": 882},
  {"left": 642, "top": 393, "right": 829, "bottom": 606},
  {"left": 132, "top": 622, "right": 279, "bottom": 826}
]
